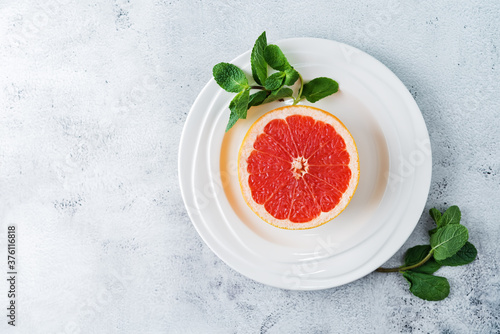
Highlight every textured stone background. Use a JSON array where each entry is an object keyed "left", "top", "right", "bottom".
[{"left": 0, "top": 0, "right": 499, "bottom": 333}]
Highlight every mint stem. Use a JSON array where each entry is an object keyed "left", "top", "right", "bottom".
[
  {"left": 292, "top": 73, "right": 304, "bottom": 105},
  {"left": 250, "top": 85, "right": 266, "bottom": 90},
  {"left": 375, "top": 250, "right": 434, "bottom": 273}
]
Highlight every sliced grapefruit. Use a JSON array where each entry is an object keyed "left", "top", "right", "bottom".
[{"left": 238, "top": 105, "right": 359, "bottom": 230}]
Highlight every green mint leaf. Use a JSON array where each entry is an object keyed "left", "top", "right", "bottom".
[
  {"left": 410, "top": 261, "right": 441, "bottom": 275},
  {"left": 428, "top": 227, "right": 438, "bottom": 237},
  {"left": 431, "top": 224, "right": 469, "bottom": 261},
  {"left": 284, "top": 68, "right": 299, "bottom": 86},
  {"left": 436, "top": 241, "right": 477, "bottom": 266},
  {"left": 402, "top": 272, "right": 450, "bottom": 301},
  {"left": 230, "top": 89, "right": 250, "bottom": 119},
  {"left": 248, "top": 90, "right": 268, "bottom": 108},
  {"left": 226, "top": 111, "right": 240, "bottom": 132},
  {"left": 438, "top": 205, "right": 461, "bottom": 228},
  {"left": 213, "top": 62, "right": 249, "bottom": 93},
  {"left": 263, "top": 87, "right": 293, "bottom": 104},
  {"left": 404, "top": 245, "right": 431, "bottom": 266},
  {"left": 429, "top": 208, "right": 442, "bottom": 224},
  {"left": 301, "top": 77, "right": 339, "bottom": 103},
  {"left": 251, "top": 32, "right": 267, "bottom": 85},
  {"left": 264, "top": 72, "right": 285, "bottom": 90},
  {"left": 264, "top": 44, "right": 291, "bottom": 71},
  {"left": 404, "top": 245, "right": 441, "bottom": 274},
  {"left": 226, "top": 89, "right": 250, "bottom": 132}
]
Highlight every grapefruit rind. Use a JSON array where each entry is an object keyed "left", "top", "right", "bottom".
[{"left": 238, "top": 105, "right": 360, "bottom": 230}]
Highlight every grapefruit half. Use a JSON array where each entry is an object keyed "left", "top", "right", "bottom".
[{"left": 238, "top": 105, "right": 360, "bottom": 230}]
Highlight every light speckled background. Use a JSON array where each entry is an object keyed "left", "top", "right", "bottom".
[{"left": 0, "top": 0, "right": 499, "bottom": 333}]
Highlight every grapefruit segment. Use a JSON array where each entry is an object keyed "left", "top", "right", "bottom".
[
  {"left": 246, "top": 151, "right": 289, "bottom": 173},
  {"left": 289, "top": 179, "right": 321, "bottom": 223},
  {"left": 264, "top": 179, "right": 297, "bottom": 219},
  {"left": 307, "top": 131, "right": 348, "bottom": 165},
  {"left": 308, "top": 165, "right": 352, "bottom": 193},
  {"left": 253, "top": 133, "right": 292, "bottom": 161},
  {"left": 286, "top": 115, "right": 316, "bottom": 155},
  {"left": 263, "top": 119, "right": 298, "bottom": 157},
  {"left": 303, "top": 173, "right": 343, "bottom": 212},
  {"left": 302, "top": 121, "right": 338, "bottom": 158},
  {"left": 238, "top": 105, "right": 359, "bottom": 230},
  {"left": 249, "top": 171, "right": 292, "bottom": 204}
]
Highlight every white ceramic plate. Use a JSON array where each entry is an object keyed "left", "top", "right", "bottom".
[{"left": 179, "top": 38, "right": 431, "bottom": 290}]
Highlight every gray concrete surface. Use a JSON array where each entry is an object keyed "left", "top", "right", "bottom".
[{"left": 0, "top": 0, "right": 499, "bottom": 333}]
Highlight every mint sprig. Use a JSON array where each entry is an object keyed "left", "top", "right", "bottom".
[
  {"left": 376, "top": 205, "right": 478, "bottom": 301},
  {"left": 212, "top": 32, "right": 339, "bottom": 132}
]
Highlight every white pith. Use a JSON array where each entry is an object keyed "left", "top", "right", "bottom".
[{"left": 291, "top": 156, "right": 308, "bottom": 179}]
